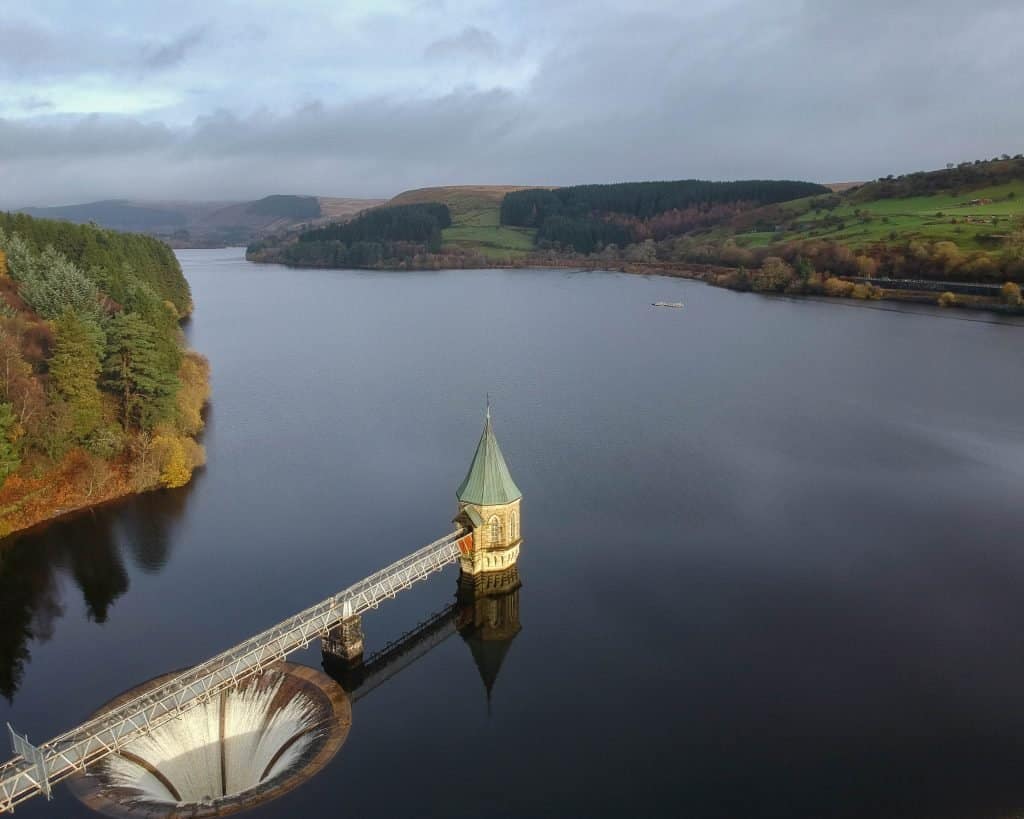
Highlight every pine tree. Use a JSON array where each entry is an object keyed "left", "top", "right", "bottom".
[
  {"left": 49, "top": 312, "right": 104, "bottom": 443},
  {"left": 102, "top": 313, "right": 179, "bottom": 430},
  {"left": 0, "top": 402, "right": 21, "bottom": 483}
]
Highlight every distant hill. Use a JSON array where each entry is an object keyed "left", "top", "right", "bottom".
[
  {"left": 20, "top": 200, "right": 194, "bottom": 233},
  {"left": 17, "top": 195, "right": 384, "bottom": 247}
]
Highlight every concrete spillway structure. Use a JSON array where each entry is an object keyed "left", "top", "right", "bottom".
[{"left": 69, "top": 664, "right": 350, "bottom": 818}]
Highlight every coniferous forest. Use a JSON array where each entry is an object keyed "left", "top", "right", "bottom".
[
  {"left": 247, "top": 203, "right": 451, "bottom": 268},
  {"left": 500, "top": 180, "right": 830, "bottom": 253},
  {"left": 0, "top": 213, "right": 209, "bottom": 536}
]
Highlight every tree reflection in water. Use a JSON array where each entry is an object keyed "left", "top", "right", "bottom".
[{"left": 0, "top": 486, "right": 193, "bottom": 702}]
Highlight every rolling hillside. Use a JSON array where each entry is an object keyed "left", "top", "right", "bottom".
[
  {"left": 733, "top": 180, "right": 1024, "bottom": 252},
  {"left": 671, "top": 157, "right": 1024, "bottom": 286},
  {"left": 19, "top": 195, "right": 384, "bottom": 247}
]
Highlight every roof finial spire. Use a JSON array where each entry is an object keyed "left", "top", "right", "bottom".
[{"left": 457, "top": 394, "right": 521, "bottom": 505}]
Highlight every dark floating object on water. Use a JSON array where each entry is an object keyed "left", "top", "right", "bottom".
[{"left": 652, "top": 301, "right": 684, "bottom": 309}]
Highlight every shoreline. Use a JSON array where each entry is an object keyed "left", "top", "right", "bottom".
[
  {"left": 0, "top": 439, "right": 207, "bottom": 543},
  {"left": 0, "top": 466, "right": 195, "bottom": 542},
  {"left": 245, "top": 252, "right": 1024, "bottom": 317},
  {"left": 0, "top": 355, "right": 211, "bottom": 543}
]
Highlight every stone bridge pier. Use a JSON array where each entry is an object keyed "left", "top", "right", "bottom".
[{"left": 322, "top": 603, "right": 364, "bottom": 664}]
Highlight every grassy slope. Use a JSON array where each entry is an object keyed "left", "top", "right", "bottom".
[
  {"left": 736, "top": 180, "right": 1024, "bottom": 251},
  {"left": 317, "top": 197, "right": 386, "bottom": 222},
  {"left": 388, "top": 185, "right": 539, "bottom": 260}
]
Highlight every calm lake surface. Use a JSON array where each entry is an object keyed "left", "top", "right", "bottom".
[{"left": 2, "top": 247, "right": 1024, "bottom": 818}]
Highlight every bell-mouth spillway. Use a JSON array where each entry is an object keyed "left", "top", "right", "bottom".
[{"left": 68, "top": 663, "right": 351, "bottom": 818}]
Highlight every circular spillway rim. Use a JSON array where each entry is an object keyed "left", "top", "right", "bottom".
[{"left": 68, "top": 662, "right": 351, "bottom": 818}]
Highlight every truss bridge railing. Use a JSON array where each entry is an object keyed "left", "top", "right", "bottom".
[{"left": 0, "top": 528, "right": 467, "bottom": 813}]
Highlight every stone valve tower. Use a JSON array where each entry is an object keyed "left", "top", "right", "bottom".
[{"left": 453, "top": 405, "right": 523, "bottom": 576}]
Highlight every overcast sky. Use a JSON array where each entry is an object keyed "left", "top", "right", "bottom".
[{"left": 2, "top": 0, "right": 1022, "bottom": 207}]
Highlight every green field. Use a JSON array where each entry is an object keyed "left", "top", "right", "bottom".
[
  {"left": 389, "top": 184, "right": 538, "bottom": 260},
  {"left": 737, "top": 180, "right": 1024, "bottom": 251},
  {"left": 442, "top": 206, "right": 536, "bottom": 260}
]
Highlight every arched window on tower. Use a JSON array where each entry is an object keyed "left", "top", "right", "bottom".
[
  {"left": 510, "top": 511, "right": 518, "bottom": 540},
  {"left": 489, "top": 515, "right": 502, "bottom": 545}
]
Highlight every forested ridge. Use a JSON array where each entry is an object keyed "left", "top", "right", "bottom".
[
  {"left": 0, "top": 213, "right": 190, "bottom": 315},
  {"left": 0, "top": 214, "right": 209, "bottom": 537},
  {"left": 247, "top": 202, "right": 452, "bottom": 268},
  {"left": 501, "top": 179, "right": 829, "bottom": 253}
]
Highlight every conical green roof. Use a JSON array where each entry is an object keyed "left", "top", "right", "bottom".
[{"left": 456, "top": 408, "right": 522, "bottom": 505}]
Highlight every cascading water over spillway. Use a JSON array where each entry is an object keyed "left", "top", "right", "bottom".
[{"left": 70, "top": 664, "right": 350, "bottom": 818}]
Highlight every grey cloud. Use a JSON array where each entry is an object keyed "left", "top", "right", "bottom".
[
  {"left": 424, "top": 26, "right": 502, "bottom": 61},
  {"left": 0, "top": 115, "right": 174, "bottom": 160},
  {"left": 18, "top": 96, "right": 54, "bottom": 112},
  {"left": 2, "top": 0, "right": 1024, "bottom": 207},
  {"left": 186, "top": 90, "right": 520, "bottom": 160},
  {"left": 141, "top": 25, "right": 209, "bottom": 71},
  {"left": 0, "top": 17, "right": 210, "bottom": 78},
  {"left": 0, "top": 19, "right": 71, "bottom": 76},
  {"left": 0, "top": 89, "right": 520, "bottom": 166}
]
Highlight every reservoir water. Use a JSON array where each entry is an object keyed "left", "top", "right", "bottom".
[{"left": 2, "top": 247, "right": 1024, "bottom": 818}]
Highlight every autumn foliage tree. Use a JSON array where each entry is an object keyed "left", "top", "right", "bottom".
[
  {"left": 152, "top": 433, "right": 190, "bottom": 488},
  {"left": 176, "top": 352, "right": 211, "bottom": 436},
  {"left": 0, "top": 320, "right": 45, "bottom": 443},
  {"left": 752, "top": 257, "right": 795, "bottom": 292},
  {"left": 1004, "top": 228, "right": 1024, "bottom": 278}
]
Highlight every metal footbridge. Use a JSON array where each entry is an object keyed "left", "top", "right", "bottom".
[{"left": 0, "top": 528, "right": 469, "bottom": 813}]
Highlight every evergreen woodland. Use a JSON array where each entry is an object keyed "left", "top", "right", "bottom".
[{"left": 0, "top": 214, "right": 208, "bottom": 535}]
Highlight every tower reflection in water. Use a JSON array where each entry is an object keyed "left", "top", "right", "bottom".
[
  {"left": 457, "top": 566, "right": 522, "bottom": 709},
  {"left": 322, "top": 565, "right": 523, "bottom": 710}
]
